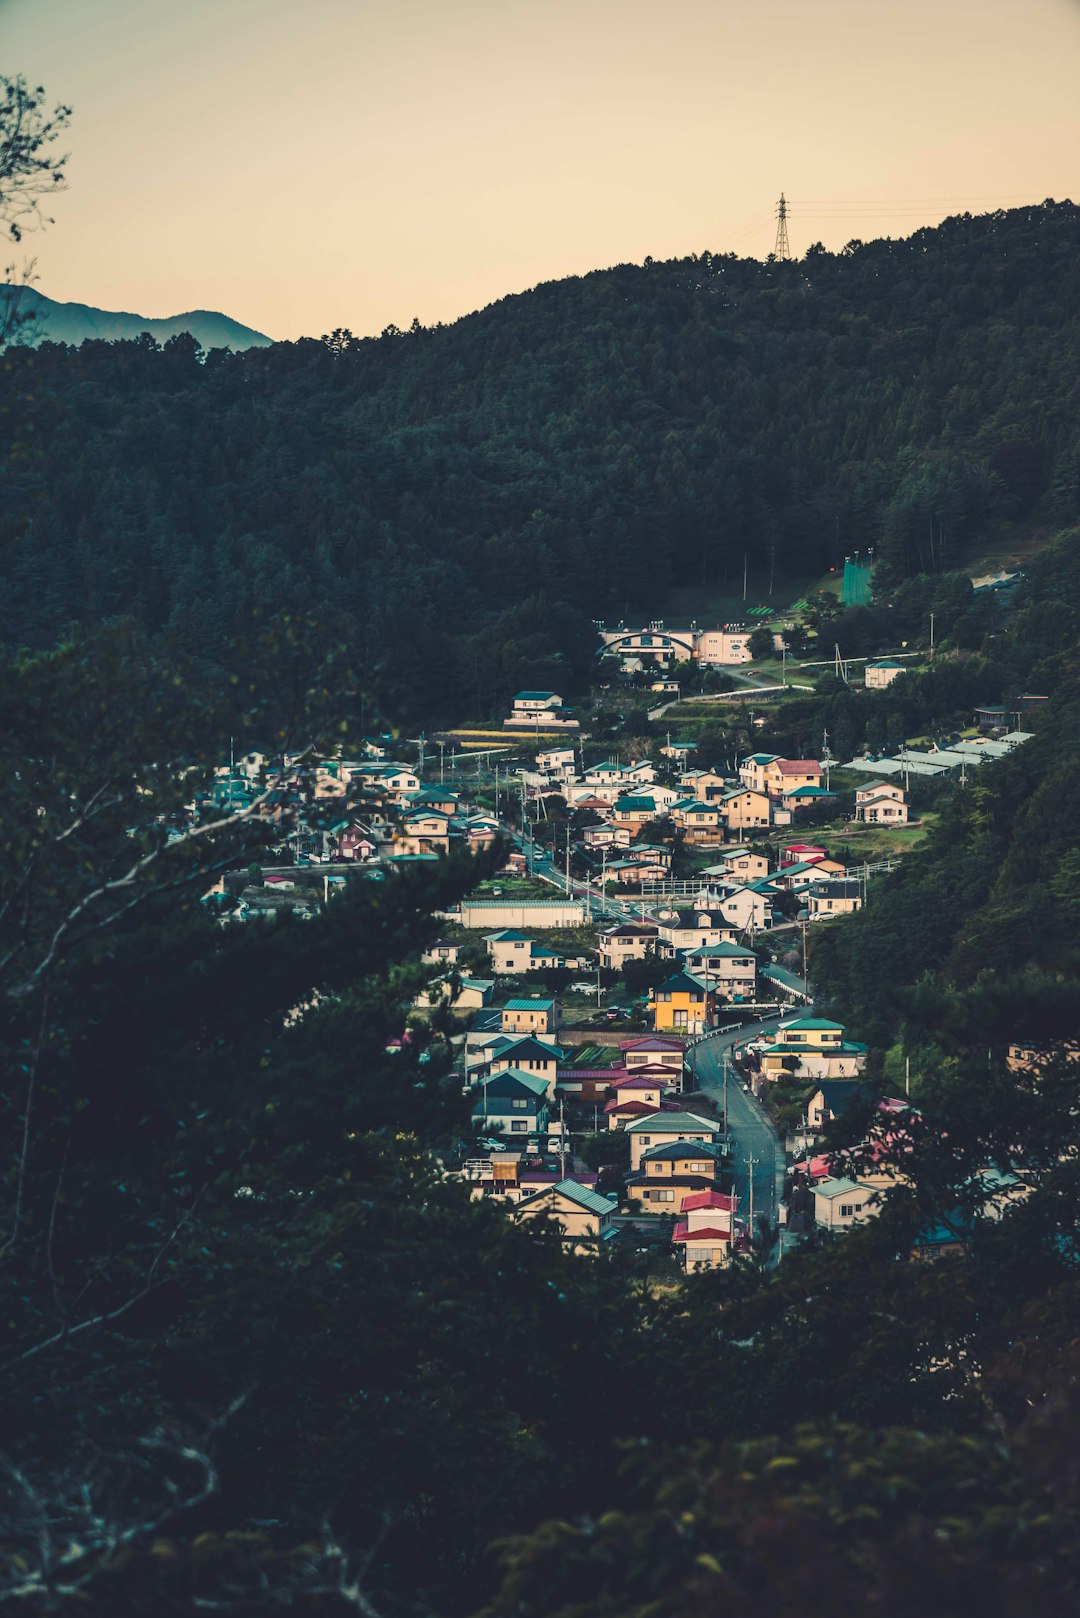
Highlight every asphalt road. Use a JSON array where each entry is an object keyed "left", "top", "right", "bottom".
[{"left": 687, "top": 1017, "right": 790, "bottom": 1247}]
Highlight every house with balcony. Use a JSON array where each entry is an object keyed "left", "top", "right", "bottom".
[
  {"left": 505, "top": 692, "right": 579, "bottom": 731},
  {"left": 682, "top": 941, "right": 758, "bottom": 1001},
  {"left": 854, "top": 782, "right": 909, "bottom": 824},
  {"left": 599, "top": 922, "right": 661, "bottom": 969},
  {"left": 760, "top": 1016, "right": 866, "bottom": 1082}
]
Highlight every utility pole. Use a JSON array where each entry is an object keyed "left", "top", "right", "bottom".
[
  {"left": 773, "top": 193, "right": 791, "bottom": 262},
  {"left": 769, "top": 543, "right": 776, "bottom": 597},
  {"left": 742, "top": 552, "right": 749, "bottom": 602},
  {"left": 929, "top": 610, "right": 936, "bottom": 655},
  {"left": 438, "top": 740, "right": 445, "bottom": 784},
  {"left": 747, "top": 1151, "right": 758, "bottom": 1237},
  {"left": 722, "top": 1048, "right": 730, "bottom": 1137}
]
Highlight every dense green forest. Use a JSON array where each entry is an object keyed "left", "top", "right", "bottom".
[{"left": 3, "top": 200, "right": 1080, "bottom": 721}]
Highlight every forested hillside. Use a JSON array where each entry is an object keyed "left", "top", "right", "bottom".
[
  {"left": 2, "top": 200, "right": 1079, "bottom": 721},
  {"left": 810, "top": 530, "right": 1080, "bottom": 1056}
]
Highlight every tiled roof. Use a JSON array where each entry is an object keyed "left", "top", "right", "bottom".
[
  {"left": 625, "top": 1111, "right": 720, "bottom": 1136},
  {"left": 504, "top": 998, "right": 556, "bottom": 1012},
  {"left": 641, "top": 1140, "right": 722, "bottom": 1162},
  {"left": 672, "top": 1221, "right": 732, "bottom": 1243},
  {"left": 681, "top": 1190, "right": 738, "bottom": 1212},
  {"left": 529, "top": 1179, "right": 617, "bottom": 1215},
  {"left": 775, "top": 759, "right": 822, "bottom": 774}
]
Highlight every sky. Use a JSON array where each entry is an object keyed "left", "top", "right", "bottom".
[{"left": 3, "top": 0, "right": 1079, "bottom": 341}]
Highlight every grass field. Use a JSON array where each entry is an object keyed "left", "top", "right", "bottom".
[{"left": 662, "top": 569, "right": 842, "bottom": 622}]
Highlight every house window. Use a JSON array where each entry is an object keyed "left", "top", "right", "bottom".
[
  {"left": 840, "top": 1202, "right": 854, "bottom": 1216},
  {"left": 512, "top": 1098, "right": 528, "bottom": 1109},
  {"left": 511, "top": 1121, "right": 529, "bottom": 1133},
  {"left": 657, "top": 1189, "right": 675, "bottom": 1202}
]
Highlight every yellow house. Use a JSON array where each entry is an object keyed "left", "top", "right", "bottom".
[
  {"left": 501, "top": 998, "right": 559, "bottom": 1035},
  {"left": 512, "top": 1179, "right": 618, "bottom": 1254},
  {"left": 720, "top": 788, "right": 772, "bottom": 830},
  {"left": 628, "top": 1140, "right": 724, "bottom": 1213},
  {"left": 764, "top": 759, "right": 823, "bottom": 797},
  {"left": 760, "top": 1017, "right": 866, "bottom": 1081},
  {"left": 649, "top": 971, "right": 714, "bottom": 1034}
]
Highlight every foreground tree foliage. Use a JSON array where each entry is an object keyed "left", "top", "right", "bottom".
[{"left": 0, "top": 632, "right": 1078, "bottom": 1614}]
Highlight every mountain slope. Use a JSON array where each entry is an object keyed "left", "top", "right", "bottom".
[
  {"left": 1, "top": 202, "right": 1079, "bottom": 721},
  {"left": 1, "top": 286, "right": 272, "bottom": 350}
]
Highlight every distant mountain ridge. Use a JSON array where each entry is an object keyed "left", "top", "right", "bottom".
[{"left": 1, "top": 286, "right": 272, "bottom": 350}]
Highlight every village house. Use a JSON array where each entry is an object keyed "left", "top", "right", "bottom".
[
  {"left": 814, "top": 1176, "right": 879, "bottom": 1230},
  {"left": 622, "top": 1037, "right": 687, "bottom": 1079},
  {"left": 719, "top": 847, "right": 771, "bottom": 882},
  {"left": 719, "top": 787, "right": 772, "bottom": 831},
  {"left": 610, "top": 796, "right": 661, "bottom": 836},
  {"left": 535, "top": 746, "right": 577, "bottom": 779},
  {"left": 660, "top": 738, "right": 697, "bottom": 762},
  {"left": 682, "top": 941, "right": 758, "bottom": 1000},
  {"left": 679, "top": 768, "right": 730, "bottom": 799},
  {"left": 807, "top": 878, "right": 863, "bottom": 919},
  {"left": 738, "top": 753, "right": 780, "bottom": 794},
  {"left": 627, "top": 1139, "right": 725, "bottom": 1212},
  {"left": 864, "top": 658, "right": 907, "bottom": 689},
  {"left": 506, "top": 692, "right": 579, "bottom": 730},
  {"left": 780, "top": 843, "right": 827, "bottom": 867},
  {"left": 414, "top": 975, "right": 494, "bottom": 1015},
  {"left": 760, "top": 1016, "right": 867, "bottom": 1082},
  {"left": 511, "top": 1180, "right": 619, "bottom": 1254},
  {"left": 422, "top": 937, "right": 464, "bottom": 967},
  {"left": 806, "top": 1080, "right": 866, "bottom": 1133},
  {"left": 485, "top": 930, "right": 537, "bottom": 974},
  {"left": 357, "top": 764, "right": 421, "bottom": 800},
  {"left": 336, "top": 821, "right": 379, "bottom": 861},
  {"left": 653, "top": 907, "right": 738, "bottom": 956},
  {"left": 672, "top": 1189, "right": 742, "bottom": 1270},
  {"left": 854, "top": 781, "right": 910, "bottom": 824},
  {"left": 603, "top": 1071, "right": 677, "bottom": 1127},
  {"left": 501, "top": 998, "right": 560, "bottom": 1036},
  {"left": 625, "top": 1110, "right": 722, "bottom": 1172},
  {"left": 763, "top": 758, "right": 823, "bottom": 798},
  {"left": 770, "top": 860, "right": 824, "bottom": 895},
  {"left": 671, "top": 800, "right": 724, "bottom": 842},
  {"left": 598, "top": 922, "right": 661, "bottom": 969},
  {"left": 710, "top": 883, "right": 774, "bottom": 934},
  {"left": 397, "top": 808, "right": 452, "bottom": 856},
  {"left": 556, "top": 1065, "right": 627, "bottom": 1106},
  {"left": 471, "top": 1069, "right": 550, "bottom": 1137},
  {"left": 580, "top": 822, "right": 631, "bottom": 850},
  {"left": 488, "top": 1035, "right": 564, "bottom": 1095},
  {"left": 649, "top": 971, "right": 715, "bottom": 1034}
]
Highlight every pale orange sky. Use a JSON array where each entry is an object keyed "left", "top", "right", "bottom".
[{"left": 4, "top": 0, "right": 1078, "bottom": 340}]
